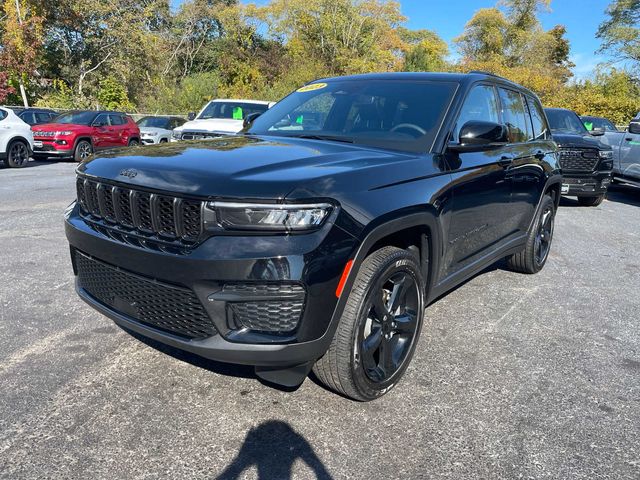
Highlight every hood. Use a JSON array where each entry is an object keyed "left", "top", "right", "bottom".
[
  {"left": 176, "top": 118, "right": 243, "bottom": 134},
  {"left": 551, "top": 132, "right": 611, "bottom": 150},
  {"left": 140, "top": 127, "right": 170, "bottom": 135},
  {"left": 78, "top": 135, "right": 428, "bottom": 199},
  {"left": 32, "top": 122, "right": 88, "bottom": 132}
]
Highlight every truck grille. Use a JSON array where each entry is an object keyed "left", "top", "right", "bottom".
[
  {"left": 75, "top": 251, "right": 216, "bottom": 340},
  {"left": 76, "top": 176, "right": 203, "bottom": 244},
  {"left": 558, "top": 149, "right": 599, "bottom": 172},
  {"left": 179, "top": 131, "right": 226, "bottom": 140}
]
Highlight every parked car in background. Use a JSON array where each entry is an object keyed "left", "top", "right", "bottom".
[
  {"left": 594, "top": 113, "right": 640, "bottom": 188},
  {"left": 172, "top": 99, "right": 274, "bottom": 141},
  {"left": 14, "top": 108, "right": 58, "bottom": 126},
  {"left": 580, "top": 115, "right": 619, "bottom": 133},
  {"left": 0, "top": 106, "right": 33, "bottom": 168},
  {"left": 137, "top": 116, "right": 186, "bottom": 144},
  {"left": 545, "top": 107, "right": 613, "bottom": 206},
  {"left": 66, "top": 72, "right": 561, "bottom": 401},
  {"left": 32, "top": 111, "right": 140, "bottom": 162}
]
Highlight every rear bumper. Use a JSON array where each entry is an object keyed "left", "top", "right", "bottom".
[{"left": 561, "top": 171, "right": 612, "bottom": 196}]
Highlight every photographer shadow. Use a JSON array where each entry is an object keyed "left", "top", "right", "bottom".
[{"left": 216, "top": 420, "right": 333, "bottom": 480}]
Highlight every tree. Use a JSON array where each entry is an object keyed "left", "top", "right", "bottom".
[
  {"left": 399, "top": 28, "right": 449, "bottom": 71},
  {"left": 597, "top": 0, "right": 640, "bottom": 68},
  {"left": 454, "top": 8, "right": 508, "bottom": 62},
  {"left": 0, "top": 0, "right": 44, "bottom": 106}
]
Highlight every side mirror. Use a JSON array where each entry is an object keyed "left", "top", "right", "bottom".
[
  {"left": 92, "top": 121, "right": 105, "bottom": 127},
  {"left": 243, "top": 112, "right": 261, "bottom": 129},
  {"left": 590, "top": 128, "right": 605, "bottom": 136},
  {"left": 628, "top": 121, "right": 640, "bottom": 135},
  {"left": 187, "top": 112, "right": 196, "bottom": 121},
  {"left": 450, "top": 121, "right": 509, "bottom": 152}
]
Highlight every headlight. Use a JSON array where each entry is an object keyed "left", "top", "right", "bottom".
[
  {"left": 205, "top": 201, "right": 333, "bottom": 231},
  {"left": 145, "top": 131, "right": 158, "bottom": 137},
  {"left": 55, "top": 131, "right": 72, "bottom": 136},
  {"left": 599, "top": 150, "right": 613, "bottom": 159},
  {"left": 172, "top": 131, "right": 182, "bottom": 139}
]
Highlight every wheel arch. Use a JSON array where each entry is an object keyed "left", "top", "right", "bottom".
[{"left": 330, "top": 208, "right": 443, "bottom": 330}]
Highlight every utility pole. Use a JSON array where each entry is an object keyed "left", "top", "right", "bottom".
[{"left": 14, "top": 0, "right": 29, "bottom": 108}]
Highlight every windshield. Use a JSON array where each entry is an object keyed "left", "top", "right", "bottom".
[
  {"left": 53, "top": 111, "right": 97, "bottom": 125},
  {"left": 248, "top": 80, "right": 458, "bottom": 153},
  {"left": 581, "top": 116, "right": 618, "bottom": 132},
  {"left": 137, "top": 116, "right": 171, "bottom": 129},
  {"left": 545, "top": 109, "right": 588, "bottom": 135},
  {"left": 199, "top": 102, "right": 269, "bottom": 120}
]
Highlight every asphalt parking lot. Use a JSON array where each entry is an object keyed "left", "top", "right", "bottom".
[{"left": 0, "top": 160, "right": 639, "bottom": 479}]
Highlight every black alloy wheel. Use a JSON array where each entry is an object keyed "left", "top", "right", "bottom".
[
  {"left": 358, "top": 271, "right": 420, "bottom": 383},
  {"left": 6, "top": 141, "right": 30, "bottom": 168},
  {"left": 534, "top": 204, "right": 554, "bottom": 266},
  {"left": 313, "top": 246, "right": 425, "bottom": 401}
]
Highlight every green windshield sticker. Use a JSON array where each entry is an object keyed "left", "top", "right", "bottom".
[
  {"left": 232, "top": 106, "right": 243, "bottom": 120},
  {"left": 629, "top": 141, "right": 640, "bottom": 145},
  {"left": 584, "top": 122, "right": 593, "bottom": 131},
  {"left": 296, "top": 115, "right": 304, "bottom": 124}
]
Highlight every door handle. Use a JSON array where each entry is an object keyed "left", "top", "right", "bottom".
[
  {"left": 626, "top": 137, "right": 633, "bottom": 141},
  {"left": 498, "top": 155, "right": 513, "bottom": 167}
]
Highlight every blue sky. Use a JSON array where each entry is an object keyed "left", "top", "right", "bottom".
[{"left": 174, "top": 0, "right": 615, "bottom": 79}]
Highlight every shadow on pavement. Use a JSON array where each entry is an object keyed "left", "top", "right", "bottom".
[
  {"left": 605, "top": 184, "right": 640, "bottom": 207},
  {"left": 216, "top": 420, "right": 333, "bottom": 480},
  {"left": 119, "top": 325, "right": 256, "bottom": 380},
  {"left": 0, "top": 158, "right": 70, "bottom": 169}
]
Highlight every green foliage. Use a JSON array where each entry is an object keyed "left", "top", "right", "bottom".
[
  {"left": 597, "top": 0, "right": 640, "bottom": 68},
  {"left": 1, "top": 0, "right": 638, "bottom": 125},
  {"left": 97, "top": 76, "right": 134, "bottom": 111}
]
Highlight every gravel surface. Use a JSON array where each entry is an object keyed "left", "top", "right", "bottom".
[{"left": 0, "top": 160, "right": 639, "bottom": 479}]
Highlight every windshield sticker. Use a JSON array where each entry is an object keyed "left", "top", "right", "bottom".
[{"left": 297, "top": 82, "right": 327, "bottom": 93}]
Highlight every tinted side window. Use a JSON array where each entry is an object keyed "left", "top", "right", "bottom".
[
  {"left": 109, "top": 114, "right": 124, "bottom": 125},
  {"left": 0, "top": 109, "right": 7, "bottom": 121},
  {"left": 526, "top": 96, "right": 549, "bottom": 140},
  {"left": 20, "top": 112, "right": 35, "bottom": 125},
  {"left": 35, "top": 112, "right": 52, "bottom": 124},
  {"left": 93, "top": 114, "right": 109, "bottom": 126},
  {"left": 498, "top": 88, "right": 530, "bottom": 143},
  {"left": 453, "top": 85, "right": 500, "bottom": 142}
]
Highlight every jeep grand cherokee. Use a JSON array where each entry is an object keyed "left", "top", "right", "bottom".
[{"left": 65, "top": 72, "right": 561, "bottom": 401}]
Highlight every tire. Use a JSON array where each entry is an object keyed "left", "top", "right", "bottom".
[
  {"left": 159, "top": 138, "right": 168, "bottom": 144},
  {"left": 5, "top": 140, "right": 30, "bottom": 168},
  {"left": 128, "top": 138, "right": 139, "bottom": 147},
  {"left": 577, "top": 195, "right": 605, "bottom": 207},
  {"left": 73, "top": 140, "right": 93, "bottom": 163},
  {"left": 313, "top": 246, "right": 425, "bottom": 401},
  {"left": 507, "top": 195, "right": 555, "bottom": 274}
]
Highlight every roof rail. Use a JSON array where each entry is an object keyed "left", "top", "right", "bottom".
[{"left": 468, "top": 70, "right": 509, "bottom": 80}]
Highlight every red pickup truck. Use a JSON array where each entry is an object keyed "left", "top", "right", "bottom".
[{"left": 32, "top": 110, "right": 140, "bottom": 162}]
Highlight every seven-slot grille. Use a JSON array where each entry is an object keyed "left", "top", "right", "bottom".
[
  {"left": 76, "top": 176, "right": 203, "bottom": 243},
  {"left": 75, "top": 251, "right": 216, "bottom": 339},
  {"left": 558, "top": 148, "right": 600, "bottom": 172}
]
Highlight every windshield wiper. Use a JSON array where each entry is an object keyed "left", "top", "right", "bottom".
[{"left": 293, "top": 134, "right": 354, "bottom": 144}]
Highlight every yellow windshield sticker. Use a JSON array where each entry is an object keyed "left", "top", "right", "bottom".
[{"left": 297, "top": 82, "right": 327, "bottom": 93}]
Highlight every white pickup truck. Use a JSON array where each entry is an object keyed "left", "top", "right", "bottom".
[
  {"left": 583, "top": 114, "right": 640, "bottom": 188},
  {"left": 172, "top": 99, "right": 274, "bottom": 141}
]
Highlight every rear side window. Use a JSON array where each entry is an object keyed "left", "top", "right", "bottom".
[
  {"left": 20, "top": 112, "right": 35, "bottom": 124},
  {"left": 109, "top": 114, "right": 124, "bottom": 125},
  {"left": 498, "top": 88, "right": 530, "bottom": 143},
  {"left": 35, "top": 112, "right": 52, "bottom": 124},
  {"left": 453, "top": 85, "right": 500, "bottom": 143},
  {"left": 526, "top": 97, "right": 549, "bottom": 140},
  {"left": 0, "top": 109, "right": 7, "bottom": 121}
]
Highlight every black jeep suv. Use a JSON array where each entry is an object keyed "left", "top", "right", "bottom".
[
  {"left": 65, "top": 73, "right": 561, "bottom": 401},
  {"left": 545, "top": 108, "right": 613, "bottom": 206}
]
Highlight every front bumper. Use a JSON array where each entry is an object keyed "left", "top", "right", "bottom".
[
  {"left": 65, "top": 203, "right": 357, "bottom": 367},
  {"left": 561, "top": 171, "right": 612, "bottom": 197},
  {"left": 33, "top": 140, "right": 73, "bottom": 158}
]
